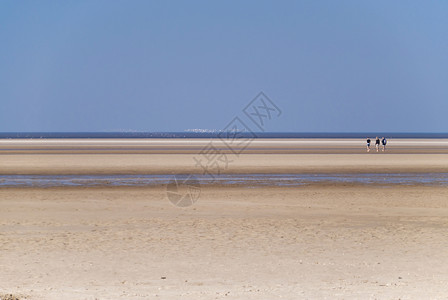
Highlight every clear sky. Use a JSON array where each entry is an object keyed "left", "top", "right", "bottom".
[{"left": 1, "top": 1, "right": 447, "bottom": 132}]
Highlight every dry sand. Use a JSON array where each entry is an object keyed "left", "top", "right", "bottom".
[
  {"left": 1, "top": 185, "right": 448, "bottom": 299},
  {"left": 1, "top": 139, "right": 448, "bottom": 299}
]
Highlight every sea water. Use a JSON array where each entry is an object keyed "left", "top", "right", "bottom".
[
  {"left": 1, "top": 132, "right": 448, "bottom": 139},
  {"left": 1, "top": 173, "right": 447, "bottom": 188}
]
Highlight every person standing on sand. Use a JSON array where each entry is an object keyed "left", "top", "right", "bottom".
[
  {"left": 382, "top": 137, "right": 387, "bottom": 152},
  {"left": 366, "top": 138, "right": 371, "bottom": 152},
  {"left": 375, "top": 137, "right": 380, "bottom": 152}
]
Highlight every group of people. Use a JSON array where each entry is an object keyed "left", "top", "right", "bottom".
[{"left": 366, "top": 137, "right": 387, "bottom": 152}]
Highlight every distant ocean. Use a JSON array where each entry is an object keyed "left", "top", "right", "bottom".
[{"left": 1, "top": 132, "right": 448, "bottom": 139}]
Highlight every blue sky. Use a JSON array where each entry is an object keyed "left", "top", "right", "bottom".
[{"left": 1, "top": 1, "right": 447, "bottom": 132}]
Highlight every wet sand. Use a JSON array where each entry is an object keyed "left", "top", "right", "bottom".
[{"left": 1, "top": 154, "right": 448, "bottom": 175}]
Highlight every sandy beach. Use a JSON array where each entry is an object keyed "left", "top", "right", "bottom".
[
  {"left": 1, "top": 185, "right": 448, "bottom": 299},
  {"left": 1, "top": 139, "right": 448, "bottom": 299},
  {"left": 1, "top": 139, "right": 448, "bottom": 175},
  {"left": 1, "top": 138, "right": 448, "bottom": 154}
]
